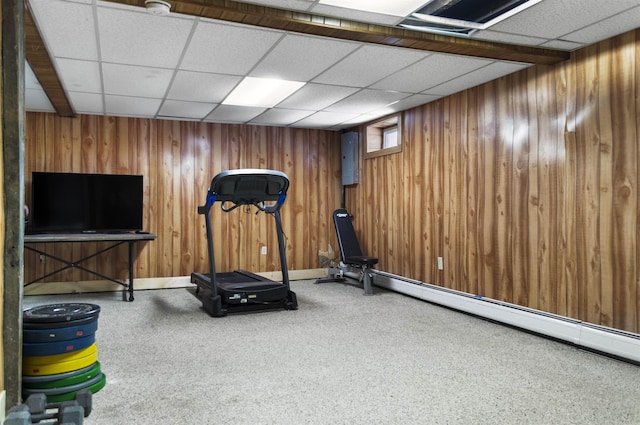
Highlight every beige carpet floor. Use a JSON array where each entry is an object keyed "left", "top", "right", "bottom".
[{"left": 22, "top": 280, "right": 640, "bottom": 424}]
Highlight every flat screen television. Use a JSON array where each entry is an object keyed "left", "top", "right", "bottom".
[{"left": 30, "top": 172, "right": 144, "bottom": 233}]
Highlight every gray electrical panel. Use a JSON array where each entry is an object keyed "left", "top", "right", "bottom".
[{"left": 341, "top": 132, "right": 359, "bottom": 186}]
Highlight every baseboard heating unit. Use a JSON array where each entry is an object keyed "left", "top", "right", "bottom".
[{"left": 372, "top": 270, "right": 640, "bottom": 365}]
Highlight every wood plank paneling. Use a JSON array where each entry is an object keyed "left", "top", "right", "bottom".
[
  {"left": 348, "top": 30, "right": 640, "bottom": 334},
  {"left": 610, "top": 32, "right": 637, "bottom": 331},
  {"left": 24, "top": 116, "right": 342, "bottom": 287}
]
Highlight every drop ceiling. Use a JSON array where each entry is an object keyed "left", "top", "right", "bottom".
[{"left": 24, "top": 0, "right": 640, "bottom": 130}]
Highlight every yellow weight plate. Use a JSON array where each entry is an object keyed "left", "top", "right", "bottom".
[
  {"left": 23, "top": 343, "right": 97, "bottom": 366},
  {"left": 23, "top": 344, "right": 98, "bottom": 376}
]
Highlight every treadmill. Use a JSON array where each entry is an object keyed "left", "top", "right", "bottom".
[{"left": 190, "top": 169, "right": 298, "bottom": 317}]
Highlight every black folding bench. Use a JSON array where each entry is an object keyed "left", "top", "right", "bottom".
[
  {"left": 190, "top": 169, "right": 298, "bottom": 317},
  {"left": 316, "top": 208, "right": 378, "bottom": 295}
]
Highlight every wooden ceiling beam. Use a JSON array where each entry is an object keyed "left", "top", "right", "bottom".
[
  {"left": 24, "top": 2, "right": 75, "bottom": 117},
  {"left": 106, "top": 0, "right": 569, "bottom": 65}
]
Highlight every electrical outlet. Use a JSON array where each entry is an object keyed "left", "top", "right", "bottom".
[
  {"left": 261, "top": 246, "right": 267, "bottom": 255},
  {"left": 437, "top": 257, "right": 444, "bottom": 270}
]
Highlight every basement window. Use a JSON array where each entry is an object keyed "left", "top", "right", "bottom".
[{"left": 365, "top": 114, "right": 402, "bottom": 159}]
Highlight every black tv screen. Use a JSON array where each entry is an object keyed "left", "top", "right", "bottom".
[{"left": 31, "top": 172, "right": 144, "bottom": 233}]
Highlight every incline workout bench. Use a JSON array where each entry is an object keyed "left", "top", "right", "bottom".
[
  {"left": 316, "top": 208, "right": 378, "bottom": 295},
  {"left": 190, "top": 169, "right": 298, "bottom": 317}
]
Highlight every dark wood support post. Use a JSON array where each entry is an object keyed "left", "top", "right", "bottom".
[{"left": 2, "top": 0, "right": 25, "bottom": 408}]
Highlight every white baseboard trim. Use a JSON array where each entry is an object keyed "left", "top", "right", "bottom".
[
  {"left": 23, "top": 268, "right": 328, "bottom": 296},
  {"left": 372, "top": 270, "right": 640, "bottom": 364}
]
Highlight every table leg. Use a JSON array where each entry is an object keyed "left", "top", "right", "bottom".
[{"left": 128, "top": 241, "right": 135, "bottom": 301}]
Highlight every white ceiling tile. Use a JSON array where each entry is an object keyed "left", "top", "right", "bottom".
[
  {"left": 167, "top": 71, "right": 241, "bottom": 103},
  {"left": 97, "top": 7, "right": 195, "bottom": 68},
  {"left": 541, "top": 40, "right": 584, "bottom": 51},
  {"left": 369, "top": 55, "right": 439, "bottom": 92},
  {"left": 204, "top": 105, "right": 267, "bottom": 123},
  {"left": 563, "top": 6, "right": 640, "bottom": 45},
  {"left": 105, "top": 95, "right": 161, "bottom": 117},
  {"left": 489, "top": 0, "right": 640, "bottom": 40},
  {"left": 374, "top": 53, "right": 493, "bottom": 92},
  {"left": 25, "top": 63, "right": 42, "bottom": 90},
  {"left": 235, "top": 0, "right": 314, "bottom": 11},
  {"left": 317, "top": 0, "right": 429, "bottom": 17},
  {"left": 158, "top": 100, "right": 216, "bottom": 120},
  {"left": 471, "top": 30, "right": 549, "bottom": 47},
  {"left": 425, "top": 62, "right": 530, "bottom": 96},
  {"left": 310, "top": 4, "right": 403, "bottom": 25},
  {"left": 102, "top": 63, "right": 173, "bottom": 98},
  {"left": 313, "top": 45, "right": 428, "bottom": 87},
  {"left": 68, "top": 92, "right": 104, "bottom": 114},
  {"left": 249, "top": 108, "right": 315, "bottom": 126},
  {"left": 25, "top": 89, "right": 55, "bottom": 112},
  {"left": 250, "top": 34, "right": 359, "bottom": 81},
  {"left": 290, "top": 111, "right": 361, "bottom": 128},
  {"left": 336, "top": 113, "right": 382, "bottom": 127},
  {"left": 324, "top": 89, "right": 409, "bottom": 114},
  {"left": 383, "top": 93, "right": 440, "bottom": 113},
  {"left": 29, "top": 0, "right": 98, "bottom": 61},
  {"left": 276, "top": 83, "right": 359, "bottom": 110},
  {"left": 95, "top": 0, "right": 143, "bottom": 12},
  {"left": 56, "top": 59, "right": 102, "bottom": 93},
  {"left": 181, "top": 21, "right": 282, "bottom": 74}
]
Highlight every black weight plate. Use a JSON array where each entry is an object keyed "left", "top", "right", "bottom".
[
  {"left": 23, "top": 304, "right": 100, "bottom": 324},
  {"left": 23, "top": 315, "right": 97, "bottom": 330}
]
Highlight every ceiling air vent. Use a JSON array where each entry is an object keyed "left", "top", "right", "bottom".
[{"left": 399, "top": 0, "right": 542, "bottom": 37}]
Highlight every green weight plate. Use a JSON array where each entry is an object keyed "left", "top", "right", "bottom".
[
  {"left": 23, "top": 371, "right": 104, "bottom": 396},
  {"left": 40, "top": 373, "right": 106, "bottom": 403},
  {"left": 23, "top": 303, "right": 100, "bottom": 324},
  {"left": 22, "top": 362, "right": 96, "bottom": 384},
  {"left": 23, "top": 362, "right": 101, "bottom": 390}
]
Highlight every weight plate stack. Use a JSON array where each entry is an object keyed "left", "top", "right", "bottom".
[{"left": 22, "top": 303, "right": 105, "bottom": 403}]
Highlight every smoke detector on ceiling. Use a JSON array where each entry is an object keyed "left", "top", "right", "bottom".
[{"left": 145, "top": 0, "right": 171, "bottom": 16}]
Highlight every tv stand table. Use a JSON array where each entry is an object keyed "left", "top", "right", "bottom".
[{"left": 24, "top": 232, "right": 156, "bottom": 301}]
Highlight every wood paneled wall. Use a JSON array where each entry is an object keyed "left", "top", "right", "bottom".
[
  {"left": 24, "top": 116, "right": 342, "bottom": 283},
  {"left": 346, "top": 29, "right": 640, "bottom": 334}
]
